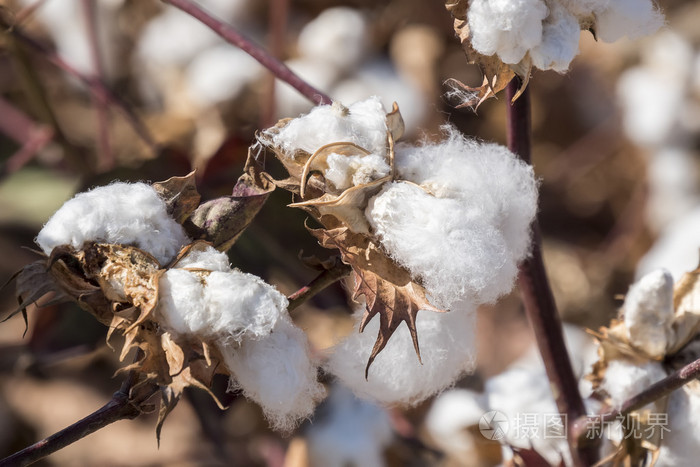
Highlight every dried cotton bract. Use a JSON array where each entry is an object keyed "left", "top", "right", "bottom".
[{"left": 36, "top": 182, "right": 189, "bottom": 265}]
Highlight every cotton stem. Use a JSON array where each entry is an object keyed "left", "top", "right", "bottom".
[
  {"left": 505, "top": 77, "right": 598, "bottom": 466},
  {"left": 287, "top": 259, "right": 352, "bottom": 312}
]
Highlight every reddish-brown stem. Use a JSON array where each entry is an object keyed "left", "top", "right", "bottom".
[
  {"left": 260, "top": 0, "right": 289, "bottom": 128},
  {"left": 161, "top": 0, "right": 332, "bottom": 106},
  {"left": 505, "top": 78, "right": 597, "bottom": 466},
  {"left": 287, "top": 259, "right": 352, "bottom": 312},
  {"left": 82, "top": 0, "right": 113, "bottom": 170},
  {"left": 0, "top": 96, "right": 54, "bottom": 177},
  {"left": 0, "top": 17, "right": 158, "bottom": 153},
  {"left": 572, "top": 356, "right": 700, "bottom": 442}
]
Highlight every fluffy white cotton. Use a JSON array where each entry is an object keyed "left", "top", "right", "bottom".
[
  {"left": 326, "top": 302, "right": 477, "bottom": 406},
  {"left": 184, "top": 46, "right": 264, "bottom": 108},
  {"left": 306, "top": 384, "right": 393, "bottom": 467},
  {"left": 656, "top": 387, "right": 700, "bottom": 467},
  {"left": 529, "top": 2, "right": 580, "bottom": 72},
  {"left": 600, "top": 360, "right": 667, "bottom": 407},
  {"left": 297, "top": 8, "right": 368, "bottom": 73},
  {"left": 271, "top": 97, "right": 388, "bottom": 158},
  {"left": 36, "top": 183, "right": 188, "bottom": 265},
  {"left": 366, "top": 128, "right": 538, "bottom": 307},
  {"left": 158, "top": 267, "right": 287, "bottom": 343},
  {"left": 424, "top": 388, "right": 488, "bottom": 460},
  {"left": 324, "top": 153, "right": 391, "bottom": 191},
  {"left": 595, "top": 0, "right": 664, "bottom": 43},
  {"left": 467, "top": 0, "right": 548, "bottom": 64},
  {"left": 220, "top": 317, "right": 326, "bottom": 432},
  {"left": 622, "top": 269, "right": 674, "bottom": 358},
  {"left": 174, "top": 244, "right": 230, "bottom": 272}
]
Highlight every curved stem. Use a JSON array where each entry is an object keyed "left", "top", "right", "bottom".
[
  {"left": 505, "top": 78, "right": 598, "bottom": 466},
  {"left": 161, "top": 0, "right": 332, "bottom": 106},
  {"left": 287, "top": 259, "right": 352, "bottom": 312}
]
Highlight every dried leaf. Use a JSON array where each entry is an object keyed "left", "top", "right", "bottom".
[
  {"left": 309, "top": 226, "right": 444, "bottom": 376},
  {"left": 152, "top": 171, "right": 201, "bottom": 223}
]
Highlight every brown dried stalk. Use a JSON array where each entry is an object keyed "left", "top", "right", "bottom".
[
  {"left": 161, "top": 0, "right": 332, "bottom": 106},
  {"left": 505, "top": 78, "right": 598, "bottom": 466}
]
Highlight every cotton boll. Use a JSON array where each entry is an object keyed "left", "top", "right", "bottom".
[
  {"left": 174, "top": 244, "right": 230, "bottom": 272},
  {"left": 306, "top": 384, "right": 393, "bottom": 467},
  {"left": 297, "top": 7, "right": 369, "bottom": 73},
  {"left": 271, "top": 96, "right": 388, "bottom": 158},
  {"left": 622, "top": 270, "right": 674, "bottom": 358},
  {"left": 600, "top": 360, "right": 667, "bottom": 408},
  {"left": 326, "top": 302, "right": 477, "bottom": 406},
  {"left": 367, "top": 129, "right": 538, "bottom": 306},
  {"left": 36, "top": 183, "right": 188, "bottom": 265},
  {"left": 529, "top": 2, "right": 580, "bottom": 72},
  {"left": 184, "top": 46, "right": 264, "bottom": 108},
  {"left": 323, "top": 153, "right": 391, "bottom": 192},
  {"left": 467, "top": 0, "right": 548, "bottom": 64},
  {"left": 595, "top": 0, "right": 664, "bottom": 43},
  {"left": 220, "top": 317, "right": 326, "bottom": 432},
  {"left": 157, "top": 268, "right": 287, "bottom": 342}
]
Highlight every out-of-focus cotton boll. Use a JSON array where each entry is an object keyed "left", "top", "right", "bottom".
[
  {"left": 174, "top": 244, "right": 230, "bottom": 272},
  {"left": 157, "top": 267, "right": 287, "bottom": 342},
  {"left": 637, "top": 206, "right": 700, "bottom": 281},
  {"left": 19, "top": 0, "right": 124, "bottom": 80},
  {"left": 529, "top": 2, "right": 580, "bottom": 73},
  {"left": 184, "top": 46, "right": 264, "bottom": 108},
  {"left": 595, "top": 0, "right": 664, "bottom": 43},
  {"left": 271, "top": 96, "right": 388, "bottom": 158},
  {"left": 367, "top": 128, "right": 538, "bottom": 307},
  {"left": 467, "top": 0, "right": 548, "bottom": 64},
  {"left": 326, "top": 302, "right": 477, "bottom": 406},
  {"left": 220, "top": 317, "right": 326, "bottom": 432},
  {"left": 424, "top": 388, "right": 488, "bottom": 462},
  {"left": 622, "top": 269, "right": 674, "bottom": 358},
  {"left": 306, "top": 384, "right": 393, "bottom": 467},
  {"left": 655, "top": 387, "right": 700, "bottom": 467},
  {"left": 297, "top": 8, "right": 368, "bottom": 74},
  {"left": 36, "top": 183, "right": 188, "bottom": 265},
  {"left": 600, "top": 360, "right": 667, "bottom": 407},
  {"left": 331, "top": 60, "right": 428, "bottom": 132}
]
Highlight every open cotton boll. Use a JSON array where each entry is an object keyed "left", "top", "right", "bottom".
[
  {"left": 600, "top": 360, "right": 667, "bottom": 407},
  {"left": 595, "top": 0, "right": 664, "bottom": 43},
  {"left": 367, "top": 129, "right": 538, "bottom": 306},
  {"left": 271, "top": 96, "right": 388, "bottom": 158},
  {"left": 220, "top": 317, "right": 325, "bottom": 432},
  {"left": 529, "top": 2, "right": 580, "bottom": 72},
  {"left": 467, "top": 0, "right": 547, "bottom": 64},
  {"left": 157, "top": 267, "right": 287, "bottom": 342},
  {"left": 306, "top": 384, "right": 393, "bottom": 467},
  {"left": 326, "top": 301, "right": 477, "bottom": 406},
  {"left": 324, "top": 153, "right": 391, "bottom": 191},
  {"left": 36, "top": 183, "right": 188, "bottom": 265},
  {"left": 174, "top": 244, "right": 230, "bottom": 272},
  {"left": 622, "top": 269, "right": 674, "bottom": 358},
  {"left": 297, "top": 7, "right": 368, "bottom": 73}
]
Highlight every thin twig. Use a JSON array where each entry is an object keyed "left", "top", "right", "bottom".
[
  {"left": 161, "top": 0, "right": 332, "bottom": 106},
  {"left": 259, "top": 0, "right": 289, "bottom": 128},
  {"left": 0, "top": 16, "right": 158, "bottom": 153},
  {"left": 505, "top": 78, "right": 598, "bottom": 466},
  {"left": 0, "top": 96, "right": 54, "bottom": 177},
  {"left": 287, "top": 259, "right": 352, "bottom": 312},
  {"left": 82, "top": 0, "right": 114, "bottom": 170},
  {"left": 572, "top": 356, "right": 700, "bottom": 443},
  {"left": 0, "top": 350, "right": 154, "bottom": 467}
]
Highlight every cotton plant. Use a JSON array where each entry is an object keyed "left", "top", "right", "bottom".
[
  {"left": 258, "top": 96, "right": 538, "bottom": 404},
  {"left": 588, "top": 267, "right": 700, "bottom": 464},
  {"left": 11, "top": 169, "right": 325, "bottom": 435},
  {"left": 444, "top": 0, "right": 664, "bottom": 107}
]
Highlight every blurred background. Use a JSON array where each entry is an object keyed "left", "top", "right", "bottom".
[{"left": 0, "top": 0, "right": 698, "bottom": 465}]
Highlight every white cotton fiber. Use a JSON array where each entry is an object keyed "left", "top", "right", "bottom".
[
  {"left": 271, "top": 97, "right": 388, "bottom": 158},
  {"left": 529, "top": 2, "right": 580, "bottom": 72},
  {"left": 656, "top": 387, "right": 700, "bottom": 467},
  {"left": 600, "top": 359, "right": 667, "bottom": 407},
  {"left": 36, "top": 183, "right": 188, "bottom": 265},
  {"left": 174, "top": 244, "right": 230, "bottom": 272},
  {"left": 595, "top": 0, "right": 664, "bottom": 43},
  {"left": 323, "top": 153, "right": 391, "bottom": 191},
  {"left": 622, "top": 269, "right": 674, "bottom": 358},
  {"left": 325, "top": 301, "right": 477, "bottom": 406},
  {"left": 467, "top": 0, "right": 548, "bottom": 64},
  {"left": 220, "top": 317, "right": 326, "bottom": 432},
  {"left": 366, "top": 128, "right": 538, "bottom": 307},
  {"left": 306, "top": 384, "right": 393, "bottom": 467},
  {"left": 157, "top": 267, "right": 287, "bottom": 342}
]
